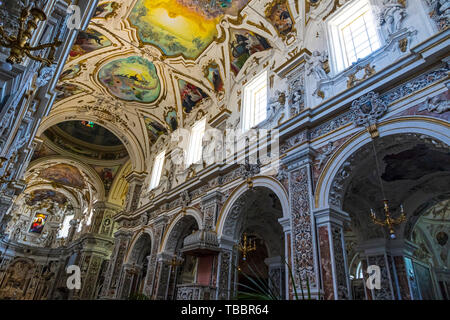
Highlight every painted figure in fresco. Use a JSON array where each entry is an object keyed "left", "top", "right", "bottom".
[
  {"left": 230, "top": 31, "right": 271, "bottom": 75},
  {"left": 101, "top": 168, "right": 114, "bottom": 191},
  {"left": 145, "top": 119, "right": 168, "bottom": 143},
  {"left": 212, "top": 68, "right": 223, "bottom": 92},
  {"left": 269, "top": 2, "right": 293, "bottom": 36},
  {"left": 166, "top": 110, "right": 178, "bottom": 131},
  {"left": 179, "top": 82, "right": 207, "bottom": 113},
  {"left": 68, "top": 30, "right": 110, "bottom": 60}
]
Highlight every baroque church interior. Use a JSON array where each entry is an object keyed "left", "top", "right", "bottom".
[{"left": 0, "top": 0, "right": 448, "bottom": 301}]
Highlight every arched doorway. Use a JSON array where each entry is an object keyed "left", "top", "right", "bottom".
[
  {"left": 326, "top": 133, "right": 449, "bottom": 300},
  {"left": 219, "top": 186, "right": 286, "bottom": 299},
  {"left": 161, "top": 213, "right": 200, "bottom": 300},
  {"left": 126, "top": 232, "right": 152, "bottom": 298}
]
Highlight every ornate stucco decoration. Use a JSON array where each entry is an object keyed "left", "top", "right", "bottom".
[
  {"left": 35, "top": 64, "right": 56, "bottom": 88},
  {"left": 425, "top": 0, "right": 450, "bottom": 30},
  {"left": 418, "top": 92, "right": 450, "bottom": 114},
  {"left": 306, "top": 50, "right": 329, "bottom": 99},
  {"left": 378, "top": 0, "right": 408, "bottom": 36},
  {"left": 350, "top": 91, "right": 388, "bottom": 138},
  {"left": 346, "top": 64, "right": 376, "bottom": 89}
]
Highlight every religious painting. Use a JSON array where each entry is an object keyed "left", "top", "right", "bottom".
[
  {"left": 204, "top": 62, "right": 224, "bottom": 92},
  {"left": 98, "top": 56, "right": 161, "bottom": 103},
  {"left": 144, "top": 117, "right": 168, "bottom": 143},
  {"left": 26, "top": 190, "right": 68, "bottom": 206},
  {"left": 55, "top": 83, "right": 84, "bottom": 101},
  {"left": 59, "top": 64, "right": 82, "bottom": 81},
  {"left": 180, "top": 255, "right": 198, "bottom": 284},
  {"left": 178, "top": 79, "right": 208, "bottom": 113},
  {"left": 165, "top": 108, "right": 178, "bottom": 131},
  {"left": 39, "top": 164, "right": 85, "bottom": 188},
  {"left": 68, "top": 29, "right": 111, "bottom": 61},
  {"left": 29, "top": 213, "right": 48, "bottom": 234},
  {"left": 264, "top": 0, "right": 294, "bottom": 39},
  {"left": 129, "top": 0, "right": 248, "bottom": 59},
  {"left": 94, "top": 1, "right": 120, "bottom": 19},
  {"left": 93, "top": 166, "right": 119, "bottom": 192},
  {"left": 229, "top": 29, "right": 271, "bottom": 76}
]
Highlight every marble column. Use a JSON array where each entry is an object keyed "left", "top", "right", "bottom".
[
  {"left": 265, "top": 256, "right": 285, "bottom": 299},
  {"left": 79, "top": 254, "right": 104, "bottom": 299},
  {"left": 99, "top": 230, "right": 132, "bottom": 299},
  {"left": 124, "top": 172, "right": 146, "bottom": 213},
  {"left": 153, "top": 252, "right": 173, "bottom": 300},
  {"left": 358, "top": 239, "right": 420, "bottom": 300},
  {"left": 283, "top": 146, "right": 320, "bottom": 298},
  {"left": 201, "top": 191, "right": 223, "bottom": 230},
  {"left": 215, "top": 236, "right": 237, "bottom": 300},
  {"left": 143, "top": 216, "right": 168, "bottom": 298},
  {"left": 314, "top": 207, "right": 351, "bottom": 300},
  {"left": 89, "top": 202, "right": 120, "bottom": 236}
]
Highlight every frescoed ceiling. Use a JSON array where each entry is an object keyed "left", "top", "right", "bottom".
[
  {"left": 39, "top": 164, "right": 86, "bottom": 189},
  {"left": 129, "top": 0, "right": 249, "bottom": 59},
  {"left": 43, "top": 121, "right": 129, "bottom": 162},
  {"left": 49, "top": 0, "right": 303, "bottom": 166}
]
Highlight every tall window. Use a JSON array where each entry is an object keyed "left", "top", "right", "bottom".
[
  {"left": 58, "top": 214, "right": 74, "bottom": 238},
  {"left": 186, "top": 119, "right": 206, "bottom": 167},
  {"left": 242, "top": 71, "right": 267, "bottom": 131},
  {"left": 149, "top": 150, "right": 166, "bottom": 189},
  {"left": 328, "top": 0, "right": 381, "bottom": 72}
]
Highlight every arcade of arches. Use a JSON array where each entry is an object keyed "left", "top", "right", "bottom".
[{"left": 0, "top": 0, "right": 448, "bottom": 300}]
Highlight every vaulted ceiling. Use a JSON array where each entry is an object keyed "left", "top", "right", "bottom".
[{"left": 52, "top": 0, "right": 299, "bottom": 149}]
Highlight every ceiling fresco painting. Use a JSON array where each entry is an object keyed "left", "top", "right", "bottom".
[
  {"left": 39, "top": 164, "right": 85, "bottom": 189},
  {"left": 93, "top": 165, "right": 120, "bottom": 192},
  {"left": 129, "top": 0, "right": 249, "bottom": 59},
  {"left": 25, "top": 190, "right": 68, "bottom": 206},
  {"left": 98, "top": 56, "right": 161, "bottom": 103},
  {"left": 55, "top": 83, "right": 84, "bottom": 101},
  {"left": 204, "top": 61, "right": 224, "bottom": 93},
  {"left": 264, "top": 0, "right": 295, "bottom": 39},
  {"left": 68, "top": 29, "right": 112, "bottom": 61},
  {"left": 165, "top": 108, "right": 178, "bottom": 131},
  {"left": 59, "top": 64, "right": 83, "bottom": 81},
  {"left": 178, "top": 79, "right": 209, "bottom": 113},
  {"left": 229, "top": 29, "right": 272, "bottom": 75},
  {"left": 144, "top": 117, "right": 168, "bottom": 143},
  {"left": 56, "top": 121, "right": 122, "bottom": 146},
  {"left": 94, "top": 1, "right": 121, "bottom": 19}
]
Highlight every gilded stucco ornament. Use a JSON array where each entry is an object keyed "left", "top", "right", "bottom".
[{"left": 350, "top": 91, "right": 388, "bottom": 138}]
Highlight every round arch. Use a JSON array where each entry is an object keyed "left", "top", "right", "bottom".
[
  {"left": 36, "top": 108, "right": 146, "bottom": 172},
  {"left": 159, "top": 207, "right": 203, "bottom": 253},
  {"left": 216, "top": 175, "right": 289, "bottom": 238},
  {"left": 27, "top": 155, "right": 106, "bottom": 201},
  {"left": 315, "top": 117, "right": 450, "bottom": 209},
  {"left": 124, "top": 228, "right": 154, "bottom": 265},
  {"left": 20, "top": 183, "right": 82, "bottom": 218}
]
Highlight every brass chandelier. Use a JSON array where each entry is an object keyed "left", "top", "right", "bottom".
[
  {"left": 0, "top": 2, "right": 61, "bottom": 67},
  {"left": 237, "top": 232, "right": 257, "bottom": 261},
  {"left": 368, "top": 140, "right": 406, "bottom": 239}
]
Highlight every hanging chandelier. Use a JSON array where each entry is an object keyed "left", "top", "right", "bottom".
[
  {"left": 368, "top": 140, "right": 406, "bottom": 239},
  {"left": 370, "top": 200, "right": 406, "bottom": 239},
  {"left": 0, "top": 3, "right": 62, "bottom": 68},
  {"left": 238, "top": 232, "right": 257, "bottom": 261}
]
